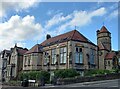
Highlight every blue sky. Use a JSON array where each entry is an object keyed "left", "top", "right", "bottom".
[{"left": 0, "top": 1, "right": 119, "bottom": 51}]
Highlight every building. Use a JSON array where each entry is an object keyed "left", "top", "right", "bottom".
[
  {"left": 116, "top": 51, "right": 120, "bottom": 68},
  {"left": 23, "top": 44, "right": 43, "bottom": 71},
  {"left": 0, "top": 25, "right": 119, "bottom": 81},
  {"left": 97, "top": 26, "right": 119, "bottom": 70},
  {"left": 105, "top": 52, "right": 118, "bottom": 70},
  {"left": 0, "top": 50, "right": 11, "bottom": 82},
  {"left": 23, "top": 29, "right": 98, "bottom": 75},
  {"left": 6, "top": 44, "right": 28, "bottom": 81}
]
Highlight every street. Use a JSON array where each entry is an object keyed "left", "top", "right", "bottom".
[{"left": 1, "top": 79, "right": 120, "bottom": 89}]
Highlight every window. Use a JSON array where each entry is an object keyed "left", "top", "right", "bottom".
[
  {"left": 28, "top": 55, "right": 31, "bottom": 66},
  {"left": 44, "top": 51, "right": 49, "bottom": 65},
  {"left": 90, "top": 49, "right": 95, "bottom": 64},
  {"left": 108, "top": 61, "right": 110, "bottom": 66},
  {"left": 52, "top": 49, "right": 56, "bottom": 64},
  {"left": 119, "top": 58, "right": 120, "bottom": 63},
  {"left": 75, "top": 47, "right": 83, "bottom": 63},
  {"left": 60, "top": 47, "right": 67, "bottom": 63},
  {"left": 24, "top": 56, "right": 27, "bottom": 66},
  {"left": 37, "top": 54, "right": 40, "bottom": 65},
  {"left": 105, "top": 61, "right": 107, "bottom": 66}
]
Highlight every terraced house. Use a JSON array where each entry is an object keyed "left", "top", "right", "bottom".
[{"left": 6, "top": 45, "right": 28, "bottom": 81}]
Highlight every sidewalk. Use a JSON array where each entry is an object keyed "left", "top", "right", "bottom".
[{"left": 2, "top": 79, "right": 120, "bottom": 88}]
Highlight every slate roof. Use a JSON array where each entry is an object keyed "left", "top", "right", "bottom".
[
  {"left": 40, "top": 30, "right": 96, "bottom": 47},
  {"left": 99, "top": 26, "right": 110, "bottom": 33},
  {"left": 25, "top": 44, "right": 42, "bottom": 54},
  {"left": 17, "top": 48, "right": 28, "bottom": 55},
  {"left": 105, "top": 52, "right": 116, "bottom": 60}
]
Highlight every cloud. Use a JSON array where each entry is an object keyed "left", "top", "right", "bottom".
[
  {"left": 109, "top": 10, "right": 118, "bottom": 17},
  {"left": 54, "top": 7, "right": 106, "bottom": 34},
  {"left": 0, "top": 0, "right": 39, "bottom": 17},
  {"left": 45, "top": 13, "right": 72, "bottom": 29},
  {"left": 105, "top": 3, "right": 118, "bottom": 21},
  {"left": 0, "top": 15, "right": 43, "bottom": 51},
  {"left": 0, "top": 7, "right": 107, "bottom": 51}
]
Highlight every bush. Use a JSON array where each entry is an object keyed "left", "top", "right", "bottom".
[
  {"left": 18, "top": 71, "right": 50, "bottom": 83},
  {"left": 54, "top": 69, "right": 80, "bottom": 78},
  {"left": 84, "top": 69, "right": 112, "bottom": 76}
]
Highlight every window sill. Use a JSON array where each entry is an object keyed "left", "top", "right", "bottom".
[
  {"left": 37, "top": 65, "right": 42, "bottom": 66},
  {"left": 51, "top": 64, "right": 56, "bottom": 66},
  {"left": 60, "top": 63, "right": 66, "bottom": 65},
  {"left": 90, "top": 63, "right": 96, "bottom": 66},
  {"left": 75, "top": 63, "right": 84, "bottom": 65}
]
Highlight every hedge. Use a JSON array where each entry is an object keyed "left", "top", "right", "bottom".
[
  {"left": 18, "top": 71, "right": 50, "bottom": 83},
  {"left": 54, "top": 69, "right": 80, "bottom": 78}
]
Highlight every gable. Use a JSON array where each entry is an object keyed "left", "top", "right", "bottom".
[{"left": 40, "top": 30, "right": 96, "bottom": 47}]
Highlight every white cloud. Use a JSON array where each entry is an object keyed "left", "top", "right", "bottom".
[
  {"left": 0, "top": 7, "right": 107, "bottom": 51},
  {"left": 0, "top": 15, "right": 43, "bottom": 51},
  {"left": 55, "top": 7, "right": 106, "bottom": 34},
  {"left": 45, "top": 13, "right": 72, "bottom": 29},
  {"left": 110, "top": 10, "right": 118, "bottom": 17},
  {"left": 0, "top": 0, "right": 39, "bottom": 17}
]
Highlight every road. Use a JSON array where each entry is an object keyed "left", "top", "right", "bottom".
[{"left": 1, "top": 79, "right": 120, "bottom": 89}]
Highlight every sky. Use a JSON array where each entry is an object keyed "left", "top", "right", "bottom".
[{"left": 0, "top": 0, "right": 119, "bottom": 51}]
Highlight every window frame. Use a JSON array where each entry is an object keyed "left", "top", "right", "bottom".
[
  {"left": 60, "top": 47, "right": 67, "bottom": 64},
  {"left": 75, "top": 47, "right": 83, "bottom": 64},
  {"left": 51, "top": 49, "right": 56, "bottom": 64}
]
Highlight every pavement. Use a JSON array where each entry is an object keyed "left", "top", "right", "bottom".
[{"left": 1, "top": 79, "right": 120, "bottom": 89}]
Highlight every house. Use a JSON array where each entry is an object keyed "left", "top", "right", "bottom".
[
  {"left": 23, "top": 29, "right": 98, "bottom": 75},
  {"left": 0, "top": 50, "right": 11, "bottom": 82},
  {"left": 6, "top": 44, "right": 28, "bottom": 81}
]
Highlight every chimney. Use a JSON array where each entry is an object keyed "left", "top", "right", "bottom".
[{"left": 46, "top": 34, "right": 51, "bottom": 40}]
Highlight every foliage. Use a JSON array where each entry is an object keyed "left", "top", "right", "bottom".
[
  {"left": 54, "top": 69, "right": 80, "bottom": 78},
  {"left": 18, "top": 71, "right": 50, "bottom": 83},
  {"left": 84, "top": 69, "right": 112, "bottom": 76}
]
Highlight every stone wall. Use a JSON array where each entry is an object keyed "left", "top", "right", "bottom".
[{"left": 57, "top": 73, "right": 120, "bottom": 85}]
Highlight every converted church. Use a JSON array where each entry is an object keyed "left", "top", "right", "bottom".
[
  {"left": 0, "top": 26, "right": 120, "bottom": 81},
  {"left": 23, "top": 26, "right": 119, "bottom": 75}
]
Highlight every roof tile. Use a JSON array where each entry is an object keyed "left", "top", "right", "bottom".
[
  {"left": 105, "top": 52, "right": 116, "bottom": 59},
  {"left": 25, "top": 44, "right": 42, "bottom": 54},
  {"left": 99, "top": 26, "right": 109, "bottom": 33},
  {"left": 41, "top": 30, "right": 95, "bottom": 46}
]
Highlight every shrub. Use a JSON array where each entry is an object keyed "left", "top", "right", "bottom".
[
  {"left": 18, "top": 71, "right": 50, "bottom": 83},
  {"left": 84, "top": 69, "right": 112, "bottom": 76},
  {"left": 54, "top": 69, "right": 80, "bottom": 78}
]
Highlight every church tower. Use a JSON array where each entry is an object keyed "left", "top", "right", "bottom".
[
  {"left": 97, "top": 26, "right": 111, "bottom": 69},
  {"left": 97, "top": 26, "right": 111, "bottom": 51}
]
